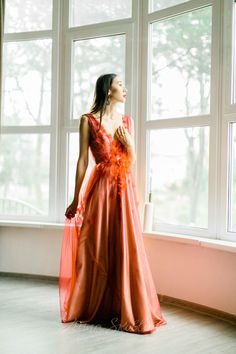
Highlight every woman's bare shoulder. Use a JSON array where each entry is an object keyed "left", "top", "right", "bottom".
[
  {"left": 78, "top": 114, "right": 91, "bottom": 133},
  {"left": 80, "top": 113, "right": 90, "bottom": 120},
  {"left": 124, "top": 114, "right": 133, "bottom": 122},
  {"left": 79, "top": 113, "right": 92, "bottom": 126}
]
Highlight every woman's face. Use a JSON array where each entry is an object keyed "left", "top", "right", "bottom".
[{"left": 109, "top": 76, "right": 127, "bottom": 103}]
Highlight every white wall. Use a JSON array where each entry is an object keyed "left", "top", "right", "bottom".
[
  {"left": 0, "top": 226, "right": 235, "bottom": 316},
  {"left": 0, "top": 226, "right": 61, "bottom": 277}
]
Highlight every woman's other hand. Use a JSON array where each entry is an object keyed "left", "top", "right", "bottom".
[
  {"left": 65, "top": 199, "right": 78, "bottom": 219},
  {"left": 114, "top": 126, "right": 133, "bottom": 148}
]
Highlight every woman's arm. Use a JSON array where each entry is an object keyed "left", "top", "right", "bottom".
[
  {"left": 65, "top": 115, "right": 90, "bottom": 219},
  {"left": 115, "top": 116, "right": 136, "bottom": 165},
  {"left": 125, "top": 116, "right": 136, "bottom": 165}
]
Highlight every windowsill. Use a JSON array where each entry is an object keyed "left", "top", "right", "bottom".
[
  {"left": 0, "top": 220, "right": 64, "bottom": 229},
  {"left": 143, "top": 231, "right": 236, "bottom": 254},
  {"left": 0, "top": 220, "right": 236, "bottom": 253}
]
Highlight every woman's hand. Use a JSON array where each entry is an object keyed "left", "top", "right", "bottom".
[
  {"left": 114, "top": 123, "right": 136, "bottom": 164},
  {"left": 114, "top": 126, "right": 133, "bottom": 148},
  {"left": 65, "top": 199, "right": 78, "bottom": 219}
]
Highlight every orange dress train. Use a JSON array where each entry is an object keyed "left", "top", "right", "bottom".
[{"left": 58, "top": 113, "right": 167, "bottom": 334}]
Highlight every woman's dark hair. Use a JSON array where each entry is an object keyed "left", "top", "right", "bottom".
[{"left": 90, "top": 73, "right": 117, "bottom": 131}]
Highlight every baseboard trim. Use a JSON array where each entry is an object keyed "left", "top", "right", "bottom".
[
  {"left": 158, "top": 294, "right": 236, "bottom": 326},
  {"left": 0, "top": 271, "right": 58, "bottom": 282}
]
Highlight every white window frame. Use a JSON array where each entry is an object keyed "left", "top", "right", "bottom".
[{"left": 138, "top": 0, "right": 224, "bottom": 239}]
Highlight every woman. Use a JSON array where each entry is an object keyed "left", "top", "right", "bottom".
[{"left": 59, "top": 73, "right": 167, "bottom": 334}]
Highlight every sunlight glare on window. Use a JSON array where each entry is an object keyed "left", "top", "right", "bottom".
[
  {"left": 149, "top": 127, "right": 209, "bottom": 229},
  {"left": 0, "top": 134, "right": 50, "bottom": 216},
  {"left": 149, "top": 0, "right": 189, "bottom": 12},
  {"left": 2, "top": 39, "right": 52, "bottom": 126},
  {"left": 4, "top": 0, "right": 52, "bottom": 33},
  {"left": 150, "top": 6, "right": 212, "bottom": 120},
  {"left": 70, "top": 0, "right": 132, "bottom": 27}
]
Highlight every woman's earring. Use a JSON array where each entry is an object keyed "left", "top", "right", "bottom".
[{"left": 106, "top": 95, "right": 110, "bottom": 105}]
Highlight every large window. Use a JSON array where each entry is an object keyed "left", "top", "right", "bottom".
[
  {"left": 1, "top": 0, "right": 236, "bottom": 242},
  {"left": 141, "top": 0, "right": 236, "bottom": 242},
  {"left": 0, "top": 0, "right": 134, "bottom": 222},
  {"left": 147, "top": 5, "right": 212, "bottom": 232},
  {"left": 144, "top": 1, "right": 213, "bottom": 236}
]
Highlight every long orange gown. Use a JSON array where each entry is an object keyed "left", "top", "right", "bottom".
[{"left": 58, "top": 112, "right": 167, "bottom": 334}]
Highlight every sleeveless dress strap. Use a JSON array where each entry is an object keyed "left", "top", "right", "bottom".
[
  {"left": 124, "top": 115, "right": 132, "bottom": 134},
  {"left": 84, "top": 113, "right": 131, "bottom": 135},
  {"left": 83, "top": 113, "right": 96, "bottom": 132}
]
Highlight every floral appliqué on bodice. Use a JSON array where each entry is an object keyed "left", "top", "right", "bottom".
[{"left": 87, "top": 113, "right": 133, "bottom": 191}]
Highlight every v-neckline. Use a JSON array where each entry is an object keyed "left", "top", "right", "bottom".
[{"left": 88, "top": 112, "right": 125, "bottom": 141}]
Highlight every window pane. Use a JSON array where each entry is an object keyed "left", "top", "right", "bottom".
[
  {"left": 150, "top": 6, "right": 212, "bottom": 120},
  {"left": 70, "top": 0, "right": 132, "bottom": 27},
  {"left": 72, "top": 35, "right": 126, "bottom": 120},
  {"left": 228, "top": 123, "right": 236, "bottom": 232},
  {"left": 67, "top": 133, "right": 95, "bottom": 205},
  {"left": 149, "top": 127, "right": 209, "bottom": 228},
  {"left": 4, "top": 0, "right": 53, "bottom": 33},
  {"left": 0, "top": 134, "right": 50, "bottom": 216},
  {"left": 2, "top": 39, "right": 52, "bottom": 126},
  {"left": 149, "top": 0, "right": 189, "bottom": 12}
]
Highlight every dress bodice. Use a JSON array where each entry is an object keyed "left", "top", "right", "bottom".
[
  {"left": 84, "top": 113, "right": 133, "bottom": 192},
  {"left": 85, "top": 113, "right": 131, "bottom": 164}
]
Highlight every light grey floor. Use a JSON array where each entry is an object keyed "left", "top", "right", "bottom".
[{"left": 0, "top": 275, "right": 235, "bottom": 354}]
